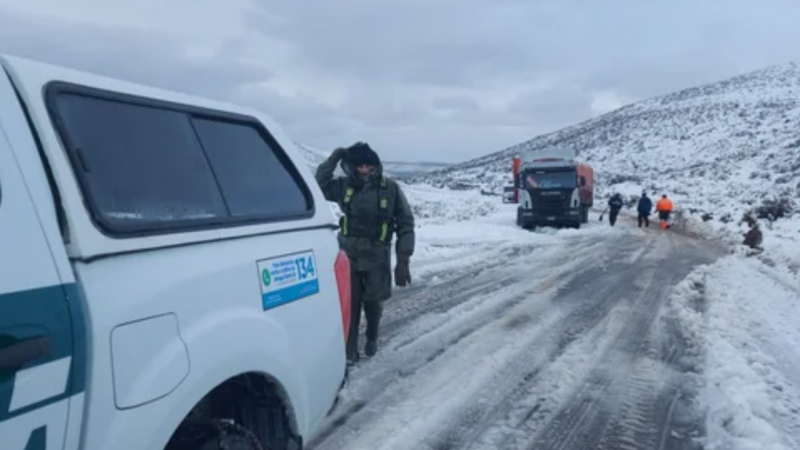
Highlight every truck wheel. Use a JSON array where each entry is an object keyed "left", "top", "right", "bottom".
[
  {"left": 172, "top": 419, "right": 265, "bottom": 450},
  {"left": 166, "top": 374, "right": 299, "bottom": 450}
]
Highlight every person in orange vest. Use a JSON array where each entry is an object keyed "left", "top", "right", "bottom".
[{"left": 655, "top": 194, "right": 673, "bottom": 229}]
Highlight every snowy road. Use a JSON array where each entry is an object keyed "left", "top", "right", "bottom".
[{"left": 307, "top": 212, "right": 723, "bottom": 450}]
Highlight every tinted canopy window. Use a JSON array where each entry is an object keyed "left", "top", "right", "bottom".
[
  {"left": 191, "top": 118, "right": 310, "bottom": 218},
  {"left": 48, "top": 86, "right": 315, "bottom": 236},
  {"left": 52, "top": 93, "right": 229, "bottom": 232}
]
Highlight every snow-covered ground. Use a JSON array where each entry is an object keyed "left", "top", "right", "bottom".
[
  {"left": 670, "top": 255, "right": 800, "bottom": 450},
  {"left": 392, "top": 61, "right": 800, "bottom": 449},
  {"left": 294, "top": 135, "right": 800, "bottom": 449}
]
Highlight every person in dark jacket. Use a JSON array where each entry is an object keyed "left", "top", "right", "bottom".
[
  {"left": 607, "top": 193, "right": 624, "bottom": 226},
  {"left": 741, "top": 213, "right": 763, "bottom": 250},
  {"left": 315, "top": 142, "right": 415, "bottom": 363},
  {"left": 637, "top": 192, "right": 653, "bottom": 228}
]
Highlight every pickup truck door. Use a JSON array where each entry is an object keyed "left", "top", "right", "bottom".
[{"left": 0, "top": 70, "right": 84, "bottom": 450}]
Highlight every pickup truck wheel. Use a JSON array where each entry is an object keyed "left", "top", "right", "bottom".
[
  {"left": 170, "top": 419, "right": 265, "bottom": 450},
  {"left": 166, "top": 374, "right": 300, "bottom": 450}
]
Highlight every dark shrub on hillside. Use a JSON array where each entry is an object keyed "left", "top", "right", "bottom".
[
  {"left": 607, "top": 174, "right": 642, "bottom": 184},
  {"left": 755, "top": 196, "right": 794, "bottom": 221}
]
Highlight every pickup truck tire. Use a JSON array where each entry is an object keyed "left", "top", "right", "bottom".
[
  {"left": 166, "top": 374, "right": 300, "bottom": 450},
  {"left": 170, "top": 419, "right": 265, "bottom": 450}
]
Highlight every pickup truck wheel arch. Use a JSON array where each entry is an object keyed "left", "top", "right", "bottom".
[{"left": 165, "top": 372, "right": 302, "bottom": 450}]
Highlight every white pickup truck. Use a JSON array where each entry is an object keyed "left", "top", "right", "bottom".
[{"left": 0, "top": 53, "right": 350, "bottom": 450}]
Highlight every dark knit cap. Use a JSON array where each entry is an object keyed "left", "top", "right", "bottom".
[{"left": 345, "top": 142, "right": 380, "bottom": 167}]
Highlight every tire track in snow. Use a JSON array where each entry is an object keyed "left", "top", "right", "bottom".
[
  {"left": 514, "top": 234, "right": 715, "bottom": 450},
  {"left": 307, "top": 234, "right": 640, "bottom": 450},
  {"left": 308, "top": 228, "right": 719, "bottom": 450},
  {"left": 469, "top": 256, "right": 666, "bottom": 450},
  {"left": 419, "top": 248, "right": 646, "bottom": 450},
  {"left": 380, "top": 235, "right": 609, "bottom": 340}
]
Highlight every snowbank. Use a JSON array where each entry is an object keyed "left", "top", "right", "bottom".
[
  {"left": 671, "top": 211, "right": 800, "bottom": 282},
  {"left": 402, "top": 183, "right": 498, "bottom": 225},
  {"left": 316, "top": 183, "right": 500, "bottom": 230},
  {"left": 669, "top": 256, "right": 800, "bottom": 450},
  {"left": 407, "top": 196, "right": 623, "bottom": 281}
]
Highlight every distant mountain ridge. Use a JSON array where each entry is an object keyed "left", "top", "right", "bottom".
[{"left": 294, "top": 142, "right": 450, "bottom": 178}]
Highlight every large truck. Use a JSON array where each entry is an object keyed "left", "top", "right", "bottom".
[{"left": 512, "top": 148, "right": 594, "bottom": 229}]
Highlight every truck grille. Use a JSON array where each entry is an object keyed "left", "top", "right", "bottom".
[{"left": 530, "top": 190, "right": 570, "bottom": 211}]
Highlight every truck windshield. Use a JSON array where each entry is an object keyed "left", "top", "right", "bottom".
[{"left": 523, "top": 171, "right": 576, "bottom": 189}]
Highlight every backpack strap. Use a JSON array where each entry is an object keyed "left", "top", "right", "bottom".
[
  {"left": 339, "top": 176, "right": 393, "bottom": 242},
  {"left": 340, "top": 183, "right": 355, "bottom": 236},
  {"left": 378, "top": 176, "right": 391, "bottom": 242}
]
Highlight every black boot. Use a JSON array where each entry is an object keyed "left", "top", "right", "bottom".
[
  {"left": 364, "top": 301, "right": 383, "bottom": 357},
  {"left": 365, "top": 340, "right": 378, "bottom": 357},
  {"left": 347, "top": 304, "right": 361, "bottom": 365}
]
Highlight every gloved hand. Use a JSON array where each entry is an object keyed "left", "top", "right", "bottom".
[
  {"left": 332, "top": 146, "right": 348, "bottom": 160},
  {"left": 394, "top": 254, "right": 411, "bottom": 287}
]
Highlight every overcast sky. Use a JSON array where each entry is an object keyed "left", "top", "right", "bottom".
[{"left": 1, "top": 1, "right": 799, "bottom": 163}]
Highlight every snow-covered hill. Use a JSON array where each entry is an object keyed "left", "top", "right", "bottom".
[
  {"left": 382, "top": 161, "right": 451, "bottom": 178},
  {"left": 294, "top": 142, "right": 448, "bottom": 178},
  {"left": 411, "top": 62, "right": 800, "bottom": 263},
  {"left": 415, "top": 62, "right": 800, "bottom": 208}
]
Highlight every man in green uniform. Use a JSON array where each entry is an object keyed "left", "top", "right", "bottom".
[{"left": 315, "top": 142, "right": 415, "bottom": 363}]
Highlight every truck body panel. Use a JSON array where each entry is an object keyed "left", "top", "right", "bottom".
[{"left": 0, "top": 53, "right": 348, "bottom": 450}]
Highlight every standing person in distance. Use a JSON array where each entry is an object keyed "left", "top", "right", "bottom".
[
  {"left": 315, "top": 142, "right": 415, "bottom": 365},
  {"left": 637, "top": 191, "right": 653, "bottom": 228},
  {"left": 607, "top": 192, "right": 624, "bottom": 226},
  {"left": 655, "top": 194, "right": 674, "bottom": 229}
]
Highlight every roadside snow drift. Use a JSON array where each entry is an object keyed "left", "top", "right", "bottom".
[{"left": 670, "top": 255, "right": 800, "bottom": 450}]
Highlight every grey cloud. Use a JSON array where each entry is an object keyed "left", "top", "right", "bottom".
[
  {"left": 245, "top": 0, "right": 540, "bottom": 88},
  {"left": 249, "top": 0, "right": 800, "bottom": 99},
  {"left": 507, "top": 86, "right": 594, "bottom": 130},
  {"left": 239, "top": 0, "right": 800, "bottom": 161},
  {"left": 231, "top": 85, "right": 355, "bottom": 142},
  {"left": 5, "top": 1, "right": 800, "bottom": 163},
  {"left": 0, "top": 6, "right": 269, "bottom": 100},
  {"left": 432, "top": 96, "right": 481, "bottom": 114},
  {"left": 0, "top": 5, "right": 345, "bottom": 152}
]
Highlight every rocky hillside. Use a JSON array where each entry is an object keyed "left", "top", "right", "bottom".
[{"left": 411, "top": 62, "right": 800, "bottom": 227}]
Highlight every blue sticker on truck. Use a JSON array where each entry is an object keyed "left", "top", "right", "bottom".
[{"left": 257, "top": 250, "right": 320, "bottom": 310}]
